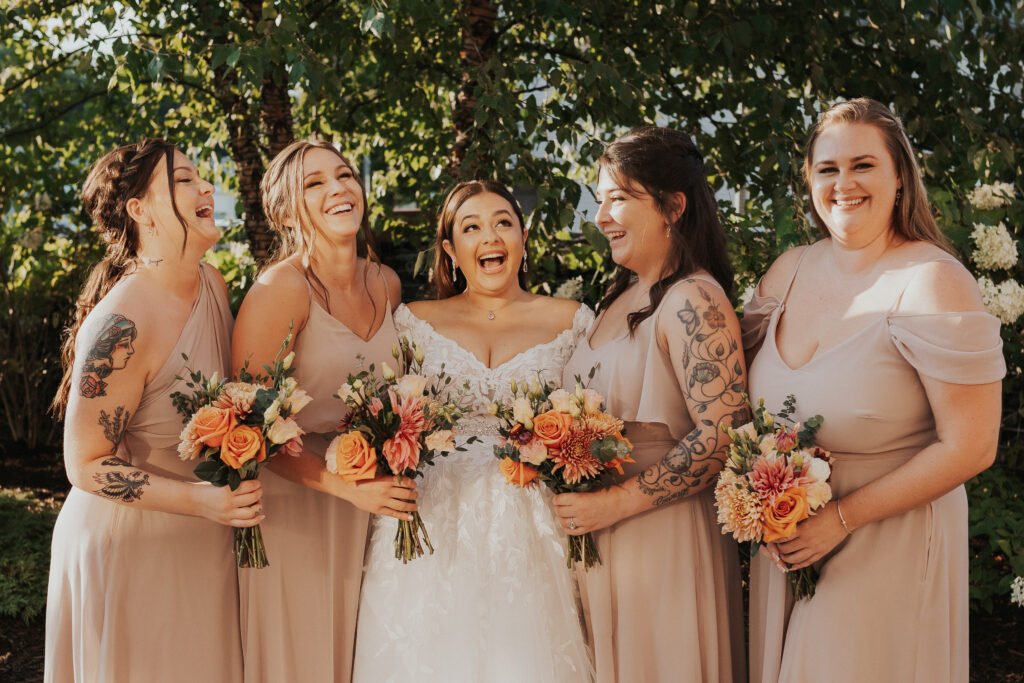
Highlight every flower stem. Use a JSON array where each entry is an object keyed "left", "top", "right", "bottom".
[
  {"left": 235, "top": 524, "right": 268, "bottom": 569},
  {"left": 567, "top": 532, "right": 601, "bottom": 569},
  {"left": 393, "top": 512, "right": 434, "bottom": 563}
]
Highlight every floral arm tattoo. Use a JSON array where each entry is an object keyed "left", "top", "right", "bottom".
[
  {"left": 90, "top": 405, "right": 149, "bottom": 502},
  {"left": 80, "top": 313, "right": 137, "bottom": 398},
  {"left": 637, "top": 284, "right": 751, "bottom": 507}
]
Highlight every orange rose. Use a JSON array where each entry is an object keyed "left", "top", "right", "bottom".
[
  {"left": 762, "top": 486, "right": 810, "bottom": 542},
  {"left": 532, "top": 411, "right": 573, "bottom": 448},
  {"left": 327, "top": 431, "right": 378, "bottom": 482},
  {"left": 499, "top": 457, "right": 538, "bottom": 487},
  {"left": 192, "top": 406, "right": 236, "bottom": 448},
  {"left": 221, "top": 425, "right": 266, "bottom": 470}
]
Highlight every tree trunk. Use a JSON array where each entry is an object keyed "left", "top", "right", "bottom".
[{"left": 448, "top": 0, "right": 497, "bottom": 179}]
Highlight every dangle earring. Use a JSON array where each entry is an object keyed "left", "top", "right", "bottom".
[
  {"left": 895, "top": 187, "right": 903, "bottom": 205},
  {"left": 451, "top": 256, "right": 458, "bottom": 283},
  {"left": 522, "top": 249, "right": 528, "bottom": 273}
]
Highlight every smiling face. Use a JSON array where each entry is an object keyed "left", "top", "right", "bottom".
[
  {"left": 140, "top": 150, "right": 219, "bottom": 251},
  {"left": 594, "top": 166, "right": 673, "bottom": 274},
  {"left": 301, "top": 146, "right": 365, "bottom": 242},
  {"left": 809, "top": 122, "right": 901, "bottom": 248},
  {"left": 442, "top": 191, "right": 526, "bottom": 295}
]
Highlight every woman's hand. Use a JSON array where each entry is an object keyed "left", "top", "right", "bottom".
[
  {"left": 552, "top": 487, "right": 632, "bottom": 535},
  {"left": 342, "top": 476, "right": 418, "bottom": 520},
  {"left": 193, "top": 479, "right": 265, "bottom": 527},
  {"left": 772, "top": 501, "right": 849, "bottom": 570}
]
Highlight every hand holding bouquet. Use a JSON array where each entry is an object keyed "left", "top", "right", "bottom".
[
  {"left": 171, "top": 334, "right": 309, "bottom": 568},
  {"left": 325, "top": 338, "right": 474, "bottom": 563},
  {"left": 714, "top": 395, "right": 832, "bottom": 599},
  {"left": 492, "top": 375, "right": 634, "bottom": 569}
]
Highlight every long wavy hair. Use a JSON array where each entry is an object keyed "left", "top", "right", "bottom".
[
  {"left": 598, "top": 126, "right": 734, "bottom": 335},
  {"left": 53, "top": 138, "right": 186, "bottom": 415},
  {"left": 431, "top": 180, "right": 528, "bottom": 299},
  {"left": 804, "top": 98, "right": 955, "bottom": 254},
  {"left": 261, "top": 138, "right": 380, "bottom": 317}
]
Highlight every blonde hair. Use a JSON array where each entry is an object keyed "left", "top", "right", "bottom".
[
  {"left": 804, "top": 98, "right": 955, "bottom": 254},
  {"left": 261, "top": 138, "right": 379, "bottom": 313}
]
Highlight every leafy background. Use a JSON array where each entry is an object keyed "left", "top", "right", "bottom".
[{"left": 1, "top": 0, "right": 1022, "bottom": 678}]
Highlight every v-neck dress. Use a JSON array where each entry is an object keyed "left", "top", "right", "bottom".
[
  {"left": 238, "top": 286, "right": 397, "bottom": 683},
  {"left": 46, "top": 263, "right": 241, "bottom": 683},
  {"left": 561, "top": 276, "right": 746, "bottom": 683},
  {"left": 743, "top": 244, "right": 1006, "bottom": 683}
]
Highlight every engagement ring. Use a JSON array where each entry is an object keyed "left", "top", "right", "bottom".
[{"left": 568, "top": 518, "right": 577, "bottom": 530}]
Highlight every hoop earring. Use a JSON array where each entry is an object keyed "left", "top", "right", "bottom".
[
  {"left": 522, "top": 249, "right": 528, "bottom": 273},
  {"left": 451, "top": 256, "right": 458, "bottom": 283}
]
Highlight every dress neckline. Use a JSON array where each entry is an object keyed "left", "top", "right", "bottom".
[
  {"left": 767, "top": 302, "right": 887, "bottom": 373},
  {"left": 309, "top": 297, "right": 393, "bottom": 343},
  {"left": 397, "top": 303, "right": 582, "bottom": 371}
]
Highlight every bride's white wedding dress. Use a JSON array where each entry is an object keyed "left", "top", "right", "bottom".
[{"left": 353, "top": 303, "right": 595, "bottom": 683}]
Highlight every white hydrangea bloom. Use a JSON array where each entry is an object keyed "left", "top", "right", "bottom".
[
  {"left": 968, "top": 181, "right": 1016, "bottom": 210},
  {"left": 971, "top": 222, "right": 1019, "bottom": 271},
  {"left": 978, "top": 276, "right": 1024, "bottom": 325},
  {"left": 1012, "top": 575, "right": 1024, "bottom": 607},
  {"left": 553, "top": 276, "right": 584, "bottom": 301}
]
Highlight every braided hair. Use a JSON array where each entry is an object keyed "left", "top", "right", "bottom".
[
  {"left": 598, "top": 126, "right": 735, "bottom": 335},
  {"left": 53, "top": 138, "right": 185, "bottom": 414}
]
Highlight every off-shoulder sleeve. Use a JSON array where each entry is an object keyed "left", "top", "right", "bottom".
[
  {"left": 741, "top": 290, "right": 781, "bottom": 351},
  {"left": 571, "top": 304, "right": 596, "bottom": 339},
  {"left": 887, "top": 311, "right": 1007, "bottom": 384}
]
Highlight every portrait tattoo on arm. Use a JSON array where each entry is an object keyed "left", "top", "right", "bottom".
[
  {"left": 637, "top": 284, "right": 752, "bottom": 506},
  {"left": 80, "top": 314, "right": 137, "bottom": 398}
]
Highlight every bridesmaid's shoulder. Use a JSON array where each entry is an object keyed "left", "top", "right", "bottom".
[
  {"left": 756, "top": 243, "right": 816, "bottom": 300},
  {"left": 660, "top": 277, "right": 739, "bottom": 325},
  {"left": 236, "top": 257, "right": 310, "bottom": 322},
  {"left": 200, "top": 261, "right": 229, "bottom": 299},
  {"left": 368, "top": 260, "right": 402, "bottom": 309},
  {"left": 527, "top": 294, "right": 583, "bottom": 331},
  {"left": 897, "top": 241, "right": 984, "bottom": 315}
]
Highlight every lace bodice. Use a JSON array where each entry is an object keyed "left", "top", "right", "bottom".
[{"left": 394, "top": 303, "right": 595, "bottom": 435}]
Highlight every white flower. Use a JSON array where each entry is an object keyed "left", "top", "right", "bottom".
[
  {"left": 267, "top": 416, "right": 303, "bottom": 445},
  {"left": 805, "top": 481, "right": 832, "bottom": 511},
  {"left": 548, "top": 389, "right": 574, "bottom": 413},
  {"left": 424, "top": 429, "right": 455, "bottom": 453},
  {"left": 337, "top": 383, "right": 362, "bottom": 405},
  {"left": 284, "top": 387, "right": 313, "bottom": 414},
  {"left": 581, "top": 388, "right": 604, "bottom": 415},
  {"left": 263, "top": 398, "right": 281, "bottom": 425},
  {"left": 732, "top": 422, "right": 758, "bottom": 441},
  {"left": 281, "top": 376, "right": 297, "bottom": 397},
  {"left": 395, "top": 374, "right": 427, "bottom": 400},
  {"left": 968, "top": 182, "right": 1016, "bottom": 210},
  {"left": 281, "top": 351, "right": 295, "bottom": 371},
  {"left": 1012, "top": 576, "right": 1024, "bottom": 607},
  {"left": 518, "top": 439, "right": 549, "bottom": 465},
  {"left": 553, "top": 276, "right": 584, "bottom": 301},
  {"left": 325, "top": 436, "right": 341, "bottom": 474},
  {"left": 978, "top": 276, "right": 1024, "bottom": 325},
  {"left": 805, "top": 455, "right": 831, "bottom": 484},
  {"left": 971, "top": 222, "right": 1019, "bottom": 271},
  {"left": 512, "top": 397, "right": 535, "bottom": 425},
  {"left": 381, "top": 361, "right": 397, "bottom": 381}
]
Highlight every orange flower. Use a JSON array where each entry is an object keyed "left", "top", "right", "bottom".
[
  {"left": 192, "top": 406, "right": 236, "bottom": 447},
  {"left": 499, "top": 457, "right": 538, "bottom": 487},
  {"left": 327, "top": 431, "right": 378, "bottom": 482},
  {"left": 221, "top": 425, "right": 266, "bottom": 470},
  {"left": 532, "top": 411, "right": 573, "bottom": 448},
  {"left": 762, "top": 486, "right": 810, "bottom": 542}
]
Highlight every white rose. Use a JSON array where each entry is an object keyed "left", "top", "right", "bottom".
[
  {"left": 424, "top": 429, "right": 455, "bottom": 453},
  {"left": 395, "top": 374, "right": 427, "bottom": 400},
  {"left": 518, "top": 439, "right": 549, "bottom": 465},
  {"left": 548, "top": 389, "right": 573, "bottom": 413},
  {"left": 268, "top": 416, "right": 303, "bottom": 445},
  {"left": 805, "top": 455, "right": 831, "bottom": 484},
  {"left": 512, "top": 397, "right": 535, "bottom": 425},
  {"left": 325, "top": 436, "right": 340, "bottom": 474},
  {"left": 582, "top": 388, "right": 604, "bottom": 415}
]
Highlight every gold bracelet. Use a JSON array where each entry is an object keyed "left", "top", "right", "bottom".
[{"left": 836, "top": 500, "right": 852, "bottom": 535}]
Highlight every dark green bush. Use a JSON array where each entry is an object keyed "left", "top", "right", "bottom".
[{"left": 0, "top": 489, "right": 60, "bottom": 622}]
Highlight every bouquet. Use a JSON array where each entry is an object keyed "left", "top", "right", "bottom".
[
  {"left": 171, "top": 334, "right": 309, "bottom": 568},
  {"left": 714, "top": 395, "right": 832, "bottom": 600},
  {"left": 325, "top": 338, "right": 474, "bottom": 564},
  {"left": 492, "top": 375, "right": 634, "bottom": 569}
]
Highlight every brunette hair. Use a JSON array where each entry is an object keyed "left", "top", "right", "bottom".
[
  {"left": 431, "top": 180, "right": 528, "bottom": 299},
  {"left": 261, "top": 138, "right": 380, "bottom": 315},
  {"left": 804, "top": 98, "right": 954, "bottom": 253},
  {"left": 598, "top": 126, "right": 734, "bottom": 334},
  {"left": 53, "top": 138, "right": 186, "bottom": 414}
]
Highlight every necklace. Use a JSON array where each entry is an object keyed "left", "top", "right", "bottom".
[{"left": 462, "top": 291, "right": 527, "bottom": 321}]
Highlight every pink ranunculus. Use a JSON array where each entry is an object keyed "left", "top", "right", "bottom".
[
  {"left": 749, "top": 452, "right": 797, "bottom": 501},
  {"left": 369, "top": 397, "right": 384, "bottom": 417},
  {"left": 774, "top": 427, "right": 799, "bottom": 454}
]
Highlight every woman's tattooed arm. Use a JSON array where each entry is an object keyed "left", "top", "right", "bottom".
[
  {"left": 89, "top": 404, "right": 149, "bottom": 502},
  {"left": 637, "top": 282, "right": 750, "bottom": 506}
]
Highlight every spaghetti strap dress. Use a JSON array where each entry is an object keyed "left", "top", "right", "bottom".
[{"left": 743, "top": 243, "right": 1006, "bottom": 683}]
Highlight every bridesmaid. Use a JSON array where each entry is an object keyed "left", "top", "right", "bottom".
[
  {"left": 557, "top": 126, "right": 747, "bottom": 682},
  {"left": 46, "top": 139, "right": 257, "bottom": 682},
  {"left": 231, "top": 138, "right": 413, "bottom": 683},
  {"left": 743, "top": 98, "right": 1005, "bottom": 682}
]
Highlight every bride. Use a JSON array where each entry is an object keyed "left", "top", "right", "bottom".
[{"left": 353, "top": 181, "right": 594, "bottom": 682}]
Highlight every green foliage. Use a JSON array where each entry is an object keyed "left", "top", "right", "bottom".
[
  {"left": 0, "top": 489, "right": 60, "bottom": 622},
  {"left": 967, "top": 466, "right": 1024, "bottom": 614}
]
